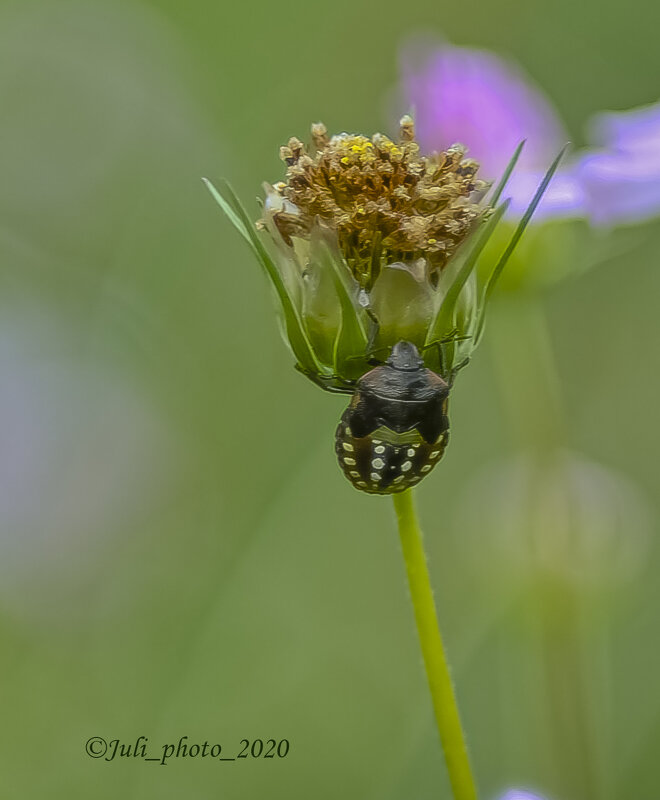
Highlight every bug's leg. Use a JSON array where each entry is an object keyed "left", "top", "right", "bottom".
[
  {"left": 422, "top": 328, "right": 462, "bottom": 374},
  {"left": 366, "top": 344, "right": 390, "bottom": 366},
  {"left": 442, "top": 330, "right": 472, "bottom": 384},
  {"left": 315, "top": 376, "right": 356, "bottom": 395},
  {"left": 345, "top": 342, "right": 390, "bottom": 368},
  {"left": 423, "top": 330, "right": 472, "bottom": 381},
  {"left": 355, "top": 284, "right": 382, "bottom": 361},
  {"left": 421, "top": 338, "right": 447, "bottom": 376},
  {"left": 448, "top": 356, "right": 470, "bottom": 387},
  {"left": 295, "top": 364, "right": 355, "bottom": 395},
  {"left": 365, "top": 308, "right": 380, "bottom": 354}
]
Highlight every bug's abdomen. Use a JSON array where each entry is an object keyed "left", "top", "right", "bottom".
[{"left": 334, "top": 411, "right": 449, "bottom": 495}]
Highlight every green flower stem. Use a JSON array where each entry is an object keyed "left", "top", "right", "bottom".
[{"left": 393, "top": 489, "right": 478, "bottom": 800}]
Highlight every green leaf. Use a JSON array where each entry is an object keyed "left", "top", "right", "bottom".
[
  {"left": 203, "top": 177, "right": 327, "bottom": 378},
  {"left": 488, "top": 140, "right": 526, "bottom": 208},
  {"left": 473, "top": 143, "right": 570, "bottom": 345}
]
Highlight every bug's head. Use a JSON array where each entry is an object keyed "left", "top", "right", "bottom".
[{"left": 386, "top": 341, "right": 424, "bottom": 372}]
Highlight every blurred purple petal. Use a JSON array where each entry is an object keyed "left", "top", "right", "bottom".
[
  {"left": 506, "top": 168, "right": 587, "bottom": 220},
  {"left": 400, "top": 38, "right": 660, "bottom": 228},
  {"left": 400, "top": 39, "right": 584, "bottom": 221},
  {"left": 401, "top": 39, "right": 566, "bottom": 179},
  {"left": 499, "top": 791, "right": 547, "bottom": 800},
  {"left": 577, "top": 101, "right": 660, "bottom": 225},
  {"left": 588, "top": 101, "right": 660, "bottom": 152}
]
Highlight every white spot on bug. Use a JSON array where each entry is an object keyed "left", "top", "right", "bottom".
[
  {"left": 421, "top": 464, "right": 432, "bottom": 473},
  {"left": 393, "top": 475, "right": 404, "bottom": 484},
  {"left": 345, "top": 427, "right": 352, "bottom": 437},
  {"left": 372, "top": 439, "right": 382, "bottom": 445},
  {"left": 407, "top": 447, "right": 416, "bottom": 457},
  {"left": 372, "top": 457, "right": 385, "bottom": 469},
  {"left": 342, "top": 442, "right": 354, "bottom": 452},
  {"left": 374, "top": 445, "right": 386, "bottom": 454},
  {"left": 401, "top": 461, "right": 412, "bottom": 472},
  {"left": 370, "top": 472, "right": 381, "bottom": 482},
  {"left": 344, "top": 457, "right": 356, "bottom": 466},
  {"left": 357, "top": 480, "right": 367, "bottom": 487},
  {"left": 350, "top": 470, "right": 359, "bottom": 477},
  {"left": 430, "top": 450, "right": 440, "bottom": 458}
]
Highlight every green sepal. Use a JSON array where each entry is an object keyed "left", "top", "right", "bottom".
[
  {"left": 310, "top": 228, "right": 370, "bottom": 382},
  {"left": 473, "top": 143, "right": 569, "bottom": 345},
  {"left": 258, "top": 205, "right": 305, "bottom": 312},
  {"left": 300, "top": 253, "right": 343, "bottom": 369},
  {"left": 369, "top": 263, "right": 435, "bottom": 354},
  {"left": 203, "top": 177, "right": 328, "bottom": 379}
]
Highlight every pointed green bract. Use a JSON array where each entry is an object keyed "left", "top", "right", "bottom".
[
  {"left": 488, "top": 140, "right": 526, "bottom": 208},
  {"left": 203, "top": 177, "right": 328, "bottom": 378},
  {"left": 473, "top": 144, "right": 569, "bottom": 346},
  {"left": 427, "top": 199, "right": 510, "bottom": 369}
]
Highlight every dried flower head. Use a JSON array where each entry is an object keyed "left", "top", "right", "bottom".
[
  {"left": 265, "top": 117, "right": 488, "bottom": 289},
  {"left": 204, "top": 116, "right": 563, "bottom": 493}
]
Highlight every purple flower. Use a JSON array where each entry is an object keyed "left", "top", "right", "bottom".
[
  {"left": 504, "top": 168, "right": 586, "bottom": 219},
  {"left": 400, "top": 39, "right": 660, "bottom": 228},
  {"left": 401, "top": 40, "right": 563, "bottom": 178},
  {"left": 400, "top": 39, "right": 583, "bottom": 220},
  {"left": 577, "top": 101, "right": 660, "bottom": 225}
]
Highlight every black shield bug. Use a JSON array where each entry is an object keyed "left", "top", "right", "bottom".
[{"left": 334, "top": 341, "right": 451, "bottom": 494}]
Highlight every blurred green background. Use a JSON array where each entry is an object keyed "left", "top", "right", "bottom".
[{"left": 1, "top": 0, "right": 659, "bottom": 798}]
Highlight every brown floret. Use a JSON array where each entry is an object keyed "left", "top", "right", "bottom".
[{"left": 264, "top": 117, "right": 489, "bottom": 288}]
